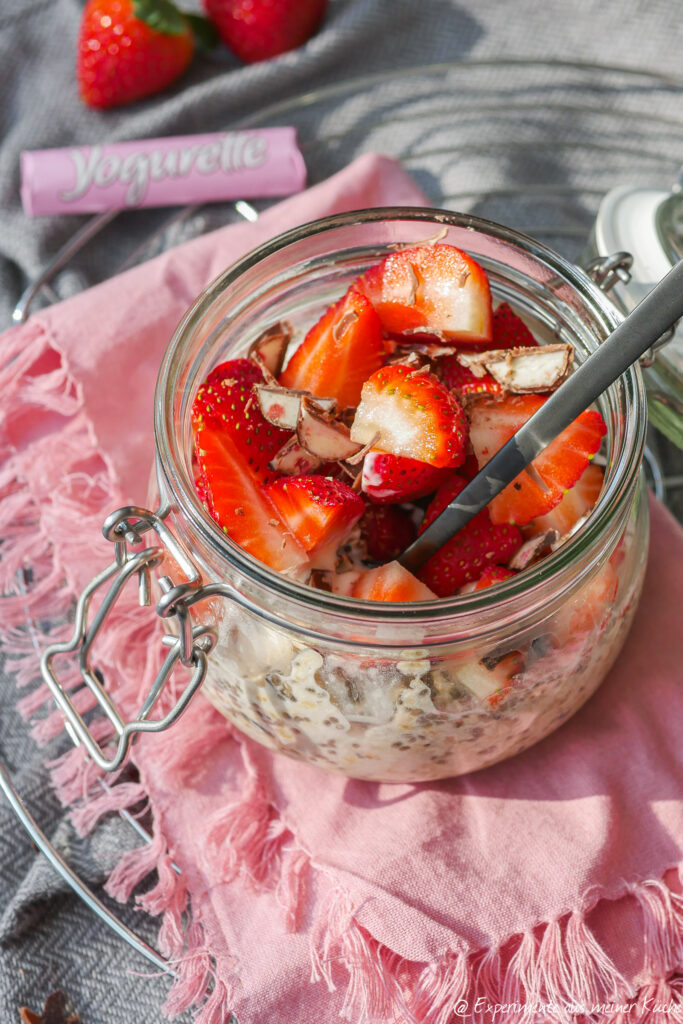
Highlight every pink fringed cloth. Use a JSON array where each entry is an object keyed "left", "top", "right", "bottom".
[{"left": 2, "top": 154, "right": 683, "bottom": 1024}]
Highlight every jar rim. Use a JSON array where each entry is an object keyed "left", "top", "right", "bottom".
[{"left": 155, "top": 206, "right": 646, "bottom": 629}]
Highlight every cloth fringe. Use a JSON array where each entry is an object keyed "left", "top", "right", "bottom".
[
  {"left": 275, "top": 845, "right": 310, "bottom": 933},
  {"left": 4, "top": 324, "right": 683, "bottom": 1024},
  {"left": 0, "top": 327, "right": 116, "bottom": 631},
  {"left": 203, "top": 740, "right": 294, "bottom": 891},
  {"left": 307, "top": 884, "right": 683, "bottom": 1024},
  {"left": 0, "top": 327, "right": 236, "bottom": 1022},
  {"left": 310, "top": 888, "right": 412, "bottom": 1022}
]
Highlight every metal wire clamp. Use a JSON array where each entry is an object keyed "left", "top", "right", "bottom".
[
  {"left": 40, "top": 505, "right": 217, "bottom": 772},
  {"left": 584, "top": 251, "right": 678, "bottom": 367}
]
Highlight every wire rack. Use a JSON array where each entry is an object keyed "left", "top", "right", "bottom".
[{"left": 3, "top": 58, "right": 683, "bottom": 1005}]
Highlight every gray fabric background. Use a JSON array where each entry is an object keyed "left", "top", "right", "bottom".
[{"left": 1, "top": 2, "right": 682, "bottom": 1022}]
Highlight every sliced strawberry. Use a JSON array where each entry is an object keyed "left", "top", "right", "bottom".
[
  {"left": 352, "top": 561, "right": 437, "bottom": 602},
  {"left": 191, "top": 452, "right": 210, "bottom": 507},
  {"left": 350, "top": 364, "right": 468, "bottom": 469},
  {"left": 191, "top": 358, "right": 289, "bottom": 485},
  {"left": 438, "top": 353, "right": 503, "bottom": 399},
  {"left": 609, "top": 535, "right": 627, "bottom": 572},
  {"left": 418, "top": 473, "right": 468, "bottom": 529},
  {"left": 194, "top": 469, "right": 209, "bottom": 508},
  {"left": 455, "top": 652, "right": 523, "bottom": 708},
  {"left": 355, "top": 243, "right": 492, "bottom": 343},
  {"left": 195, "top": 428, "right": 308, "bottom": 575},
  {"left": 361, "top": 450, "right": 454, "bottom": 504},
  {"left": 360, "top": 504, "right": 417, "bottom": 563},
  {"left": 417, "top": 476, "right": 522, "bottom": 596},
  {"left": 526, "top": 463, "right": 604, "bottom": 538},
  {"left": 264, "top": 474, "right": 364, "bottom": 568},
  {"left": 490, "top": 302, "right": 537, "bottom": 349},
  {"left": 418, "top": 512, "right": 522, "bottom": 596},
  {"left": 474, "top": 565, "right": 517, "bottom": 590},
  {"left": 551, "top": 561, "right": 618, "bottom": 646},
  {"left": 279, "top": 289, "right": 385, "bottom": 409},
  {"left": 460, "top": 450, "right": 481, "bottom": 481},
  {"left": 469, "top": 395, "right": 607, "bottom": 526}
]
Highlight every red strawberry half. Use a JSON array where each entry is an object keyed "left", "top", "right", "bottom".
[
  {"left": 203, "top": 0, "right": 326, "bottom": 63},
  {"left": 355, "top": 243, "right": 492, "bottom": 344},
  {"left": 360, "top": 504, "right": 417, "bottom": 563},
  {"left": 192, "top": 358, "right": 289, "bottom": 485},
  {"left": 279, "top": 289, "right": 385, "bottom": 410},
  {"left": 195, "top": 428, "right": 308, "bottom": 575},
  {"left": 490, "top": 302, "right": 537, "bottom": 349},
  {"left": 469, "top": 395, "right": 607, "bottom": 526},
  {"left": 264, "top": 474, "right": 364, "bottom": 568},
  {"left": 417, "top": 476, "right": 522, "bottom": 596},
  {"left": 350, "top": 364, "right": 468, "bottom": 469},
  {"left": 361, "top": 450, "right": 454, "bottom": 504}
]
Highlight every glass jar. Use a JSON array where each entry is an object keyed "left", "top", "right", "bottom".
[
  {"left": 40, "top": 209, "right": 648, "bottom": 782},
  {"left": 146, "top": 208, "right": 648, "bottom": 783}
]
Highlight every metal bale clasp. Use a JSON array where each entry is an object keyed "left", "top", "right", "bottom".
[
  {"left": 40, "top": 505, "right": 217, "bottom": 772},
  {"left": 584, "top": 250, "right": 677, "bottom": 367}
]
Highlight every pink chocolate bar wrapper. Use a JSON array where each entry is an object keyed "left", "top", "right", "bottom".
[{"left": 20, "top": 127, "right": 306, "bottom": 216}]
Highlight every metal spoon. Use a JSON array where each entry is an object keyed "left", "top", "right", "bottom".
[{"left": 400, "top": 258, "right": 683, "bottom": 572}]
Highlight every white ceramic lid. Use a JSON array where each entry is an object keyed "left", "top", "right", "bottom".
[{"left": 594, "top": 185, "right": 682, "bottom": 377}]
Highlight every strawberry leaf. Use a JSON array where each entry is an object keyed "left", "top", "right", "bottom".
[
  {"left": 185, "top": 12, "right": 218, "bottom": 50},
  {"left": 133, "top": 0, "right": 187, "bottom": 35}
]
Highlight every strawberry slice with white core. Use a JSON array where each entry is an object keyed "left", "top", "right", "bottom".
[
  {"left": 361, "top": 450, "right": 454, "bottom": 504},
  {"left": 279, "top": 289, "right": 385, "bottom": 409},
  {"left": 352, "top": 561, "right": 438, "bottom": 602},
  {"left": 355, "top": 243, "right": 492, "bottom": 344},
  {"left": 526, "top": 463, "right": 604, "bottom": 538},
  {"left": 350, "top": 364, "right": 468, "bottom": 469},
  {"left": 195, "top": 428, "right": 308, "bottom": 576},
  {"left": 469, "top": 395, "right": 607, "bottom": 526},
  {"left": 264, "top": 474, "right": 364, "bottom": 569}
]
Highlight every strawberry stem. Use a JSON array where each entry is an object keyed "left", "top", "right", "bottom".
[
  {"left": 184, "top": 12, "right": 218, "bottom": 50},
  {"left": 133, "top": 0, "right": 187, "bottom": 35}
]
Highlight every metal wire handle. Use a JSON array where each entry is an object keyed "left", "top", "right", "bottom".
[
  {"left": 583, "top": 250, "right": 677, "bottom": 366},
  {"left": 40, "top": 505, "right": 217, "bottom": 771}
]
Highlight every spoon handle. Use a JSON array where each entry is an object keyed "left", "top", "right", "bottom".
[{"left": 400, "top": 258, "right": 683, "bottom": 572}]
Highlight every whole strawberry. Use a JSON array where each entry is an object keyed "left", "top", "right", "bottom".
[
  {"left": 204, "top": 0, "right": 327, "bottom": 63},
  {"left": 77, "top": 0, "right": 205, "bottom": 109}
]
